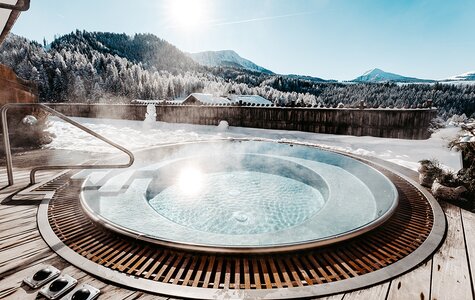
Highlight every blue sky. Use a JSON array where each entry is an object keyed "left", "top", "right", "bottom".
[{"left": 12, "top": 0, "right": 475, "bottom": 80}]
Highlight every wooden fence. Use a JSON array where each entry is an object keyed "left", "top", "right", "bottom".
[{"left": 45, "top": 103, "right": 437, "bottom": 140}]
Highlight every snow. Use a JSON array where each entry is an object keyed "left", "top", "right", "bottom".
[
  {"left": 45, "top": 117, "right": 462, "bottom": 172},
  {"left": 444, "top": 71, "right": 475, "bottom": 81},
  {"left": 217, "top": 120, "right": 229, "bottom": 131},
  {"left": 354, "top": 68, "right": 427, "bottom": 83},
  {"left": 353, "top": 68, "right": 434, "bottom": 83},
  {"left": 229, "top": 95, "right": 273, "bottom": 105},
  {"left": 439, "top": 80, "right": 475, "bottom": 85},
  {"left": 362, "top": 68, "right": 386, "bottom": 77},
  {"left": 188, "top": 50, "right": 272, "bottom": 74},
  {"left": 188, "top": 93, "right": 231, "bottom": 105}
]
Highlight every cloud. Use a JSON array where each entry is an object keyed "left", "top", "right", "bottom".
[{"left": 206, "top": 11, "right": 315, "bottom": 27}]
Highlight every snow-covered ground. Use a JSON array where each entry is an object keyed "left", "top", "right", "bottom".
[{"left": 45, "top": 117, "right": 462, "bottom": 172}]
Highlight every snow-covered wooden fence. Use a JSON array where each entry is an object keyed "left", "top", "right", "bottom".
[{"left": 45, "top": 103, "right": 437, "bottom": 140}]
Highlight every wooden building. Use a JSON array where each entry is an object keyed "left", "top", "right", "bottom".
[
  {"left": 182, "top": 93, "right": 232, "bottom": 105},
  {"left": 0, "top": 0, "right": 36, "bottom": 105}
]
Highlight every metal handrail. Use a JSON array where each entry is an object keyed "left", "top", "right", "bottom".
[
  {"left": 1, "top": 103, "right": 134, "bottom": 185},
  {"left": 0, "top": 0, "right": 30, "bottom": 11}
]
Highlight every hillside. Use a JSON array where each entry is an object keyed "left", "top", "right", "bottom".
[
  {"left": 51, "top": 31, "right": 200, "bottom": 73},
  {"left": 0, "top": 31, "right": 473, "bottom": 118},
  {"left": 189, "top": 50, "right": 273, "bottom": 74}
]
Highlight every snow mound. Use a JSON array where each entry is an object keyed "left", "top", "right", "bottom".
[
  {"left": 44, "top": 116, "right": 462, "bottom": 172},
  {"left": 217, "top": 120, "right": 229, "bottom": 131}
]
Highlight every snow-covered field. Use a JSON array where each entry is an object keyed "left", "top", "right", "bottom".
[{"left": 45, "top": 117, "right": 462, "bottom": 172}]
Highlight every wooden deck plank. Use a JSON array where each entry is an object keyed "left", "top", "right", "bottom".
[
  {"left": 172, "top": 255, "right": 190, "bottom": 285},
  {"left": 461, "top": 208, "right": 475, "bottom": 297},
  {"left": 250, "top": 258, "right": 261, "bottom": 289},
  {"left": 0, "top": 213, "right": 37, "bottom": 230},
  {"left": 137, "top": 251, "right": 162, "bottom": 278},
  {"left": 431, "top": 202, "right": 472, "bottom": 300},
  {"left": 233, "top": 259, "right": 240, "bottom": 289},
  {"left": 0, "top": 239, "right": 52, "bottom": 274},
  {"left": 0, "top": 222, "right": 37, "bottom": 241},
  {"left": 0, "top": 232, "right": 43, "bottom": 253},
  {"left": 181, "top": 256, "right": 197, "bottom": 287},
  {"left": 313, "top": 294, "right": 345, "bottom": 300},
  {"left": 386, "top": 260, "right": 432, "bottom": 300},
  {"left": 124, "top": 291, "right": 169, "bottom": 300},
  {"left": 0, "top": 261, "right": 53, "bottom": 300},
  {"left": 243, "top": 258, "right": 251, "bottom": 289},
  {"left": 268, "top": 259, "right": 284, "bottom": 288},
  {"left": 223, "top": 259, "right": 231, "bottom": 289},
  {"left": 191, "top": 256, "right": 207, "bottom": 288},
  {"left": 341, "top": 282, "right": 390, "bottom": 299},
  {"left": 212, "top": 257, "right": 223, "bottom": 289},
  {"left": 202, "top": 256, "right": 215, "bottom": 288}
]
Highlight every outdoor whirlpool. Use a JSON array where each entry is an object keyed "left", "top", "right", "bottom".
[{"left": 79, "top": 140, "right": 399, "bottom": 253}]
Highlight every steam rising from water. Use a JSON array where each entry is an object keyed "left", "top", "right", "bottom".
[{"left": 45, "top": 116, "right": 461, "bottom": 172}]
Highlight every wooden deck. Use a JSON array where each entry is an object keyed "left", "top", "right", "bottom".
[{"left": 0, "top": 149, "right": 474, "bottom": 299}]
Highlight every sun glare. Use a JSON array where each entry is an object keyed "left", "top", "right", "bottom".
[
  {"left": 167, "top": 0, "right": 208, "bottom": 30},
  {"left": 177, "top": 167, "right": 204, "bottom": 195}
]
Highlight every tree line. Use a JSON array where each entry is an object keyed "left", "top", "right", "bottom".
[{"left": 0, "top": 31, "right": 474, "bottom": 119}]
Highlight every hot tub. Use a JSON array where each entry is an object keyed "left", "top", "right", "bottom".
[{"left": 80, "top": 140, "right": 398, "bottom": 253}]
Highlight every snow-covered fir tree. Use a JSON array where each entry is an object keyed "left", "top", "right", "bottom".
[{"left": 0, "top": 31, "right": 474, "bottom": 118}]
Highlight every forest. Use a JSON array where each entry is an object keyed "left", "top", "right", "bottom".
[{"left": 0, "top": 30, "right": 474, "bottom": 119}]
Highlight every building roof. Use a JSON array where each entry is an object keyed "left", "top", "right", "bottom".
[
  {"left": 0, "top": 1, "right": 30, "bottom": 45},
  {"left": 132, "top": 99, "right": 187, "bottom": 105},
  {"left": 229, "top": 95, "right": 273, "bottom": 105},
  {"left": 185, "top": 93, "right": 232, "bottom": 105},
  {"left": 166, "top": 99, "right": 186, "bottom": 104},
  {"left": 184, "top": 93, "right": 272, "bottom": 105},
  {"left": 132, "top": 99, "right": 163, "bottom": 104},
  {"left": 135, "top": 94, "right": 273, "bottom": 106}
]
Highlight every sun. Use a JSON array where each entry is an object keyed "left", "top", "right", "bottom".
[
  {"left": 176, "top": 167, "right": 204, "bottom": 195},
  {"left": 167, "top": 0, "right": 208, "bottom": 30}
]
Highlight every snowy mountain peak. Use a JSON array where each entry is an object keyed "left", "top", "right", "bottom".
[
  {"left": 188, "top": 50, "right": 273, "bottom": 74},
  {"left": 362, "top": 68, "right": 385, "bottom": 76},
  {"left": 353, "top": 68, "right": 433, "bottom": 83},
  {"left": 444, "top": 71, "right": 475, "bottom": 81}
]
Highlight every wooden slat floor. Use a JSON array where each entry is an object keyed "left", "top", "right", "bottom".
[{"left": 0, "top": 150, "right": 474, "bottom": 300}]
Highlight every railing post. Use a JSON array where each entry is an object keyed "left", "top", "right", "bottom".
[{"left": 1, "top": 106, "right": 14, "bottom": 185}]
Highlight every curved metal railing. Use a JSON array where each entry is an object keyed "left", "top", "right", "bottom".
[
  {"left": 0, "top": 0, "right": 30, "bottom": 11},
  {"left": 1, "top": 103, "right": 134, "bottom": 185}
]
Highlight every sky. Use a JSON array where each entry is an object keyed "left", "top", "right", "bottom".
[{"left": 11, "top": 0, "right": 475, "bottom": 81}]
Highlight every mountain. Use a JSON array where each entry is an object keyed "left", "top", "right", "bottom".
[
  {"left": 443, "top": 71, "right": 475, "bottom": 81},
  {"left": 352, "top": 68, "right": 433, "bottom": 83},
  {"left": 51, "top": 30, "right": 200, "bottom": 73},
  {"left": 0, "top": 31, "right": 326, "bottom": 104},
  {"left": 188, "top": 50, "right": 274, "bottom": 74},
  {"left": 2, "top": 31, "right": 474, "bottom": 118}
]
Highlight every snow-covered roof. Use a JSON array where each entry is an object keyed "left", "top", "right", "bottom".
[
  {"left": 166, "top": 99, "right": 186, "bottom": 104},
  {"left": 185, "top": 93, "right": 231, "bottom": 105},
  {"left": 132, "top": 99, "right": 163, "bottom": 104},
  {"left": 132, "top": 99, "right": 186, "bottom": 105},
  {"left": 229, "top": 95, "right": 272, "bottom": 105},
  {"left": 181, "top": 93, "right": 272, "bottom": 105}
]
